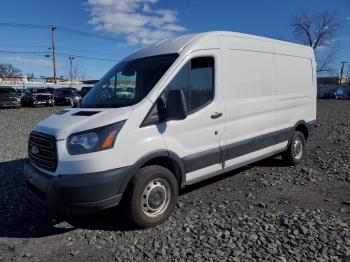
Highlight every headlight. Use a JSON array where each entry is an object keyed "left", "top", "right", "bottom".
[{"left": 67, "top": 121, "right": 126, "bottom": 155}]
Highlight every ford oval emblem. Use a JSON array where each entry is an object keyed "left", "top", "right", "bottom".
[{"left": 31, "top": 145, "right": 39, "bottom": 155}]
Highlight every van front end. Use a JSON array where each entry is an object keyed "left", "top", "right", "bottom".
[
  {"left": 24, "top": 158, "right": 129, "bottom": 213},
  {"left": 24, "top": 108, "right": 133, "bottom": 213}
]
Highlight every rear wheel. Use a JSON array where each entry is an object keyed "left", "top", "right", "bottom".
[
  {"left": 122, "top": 165, "right": 178, "bottom": 228},
  {"left": 282, "top": 131, "right": 306, "bottom": 165}
]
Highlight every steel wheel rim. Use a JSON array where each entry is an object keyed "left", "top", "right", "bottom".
[
  {"left": 141, "top": 178, "right": 171, "bottom": 217},
  {"left": 293, "top": 138, "right": 303, "bottom": 160}
]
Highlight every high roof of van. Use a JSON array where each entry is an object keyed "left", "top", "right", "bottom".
[{"left": 122, "top": 31, "right": 314, "bottom": 62}]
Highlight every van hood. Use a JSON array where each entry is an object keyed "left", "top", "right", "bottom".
[{"left": 33, "top": 107, "right": 133, "bottom": 140}]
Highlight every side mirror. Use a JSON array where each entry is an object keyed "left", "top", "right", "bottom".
[{"left": 164, "top": 90, "right": 187, "bottom": 121}]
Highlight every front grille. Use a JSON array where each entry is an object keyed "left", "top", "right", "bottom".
[
  {"left": 28, "top": 132, "right": 57, "bottom": 171},
  {"left": 0, "top": 97, "right": 16, "bottom": 102},
  {"left": 36, "top": 95, "right": 50, "bottom": 101}
]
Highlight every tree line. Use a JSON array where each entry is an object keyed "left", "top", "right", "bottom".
[{"left": 0, "top": 63, "right": 22, "bottom": 77}]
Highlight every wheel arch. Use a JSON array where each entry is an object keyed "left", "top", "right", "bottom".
[
  {"left": 118, "top": 150, "right": 186, "bottom": 194},
  {"left": 293, "top": 120, "right": 309, "bottom": 140}
]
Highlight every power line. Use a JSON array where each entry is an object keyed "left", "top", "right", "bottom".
[
  {"left": 0, "top": 44, "right": 119, "bottom": 57},
  {"left": 0, "top": 50, "right": 119, "bottom": 62},
  {"left": 0, "top": 22, "right": 121, "bottom": 42},
  {"left": 0, "top": 50, "right": 49, "bottom": 55},
  {"left": 56, "top": 52, "right": 118, "bottom": 62},
  {"left": 0, "top": 22, "right": 50, "bottom": 28}
]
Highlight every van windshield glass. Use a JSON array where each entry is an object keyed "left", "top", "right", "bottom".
[{"left": 80, "top": 54, "right": 178, "bottom": 108}]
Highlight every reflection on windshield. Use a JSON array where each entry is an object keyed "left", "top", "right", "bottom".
[{"left": 80, "top": 54, "right": 178, "bottom": 108}]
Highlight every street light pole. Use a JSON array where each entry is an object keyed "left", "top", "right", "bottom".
[
  {"left": 69, "top": 56, "right": 75, "bottom": 84},
  {"left": 51, "top": 25, "right": 57, "bottom": 84},
  {"left": 339, "top": 61, "right": 347, "bottom": 86}
]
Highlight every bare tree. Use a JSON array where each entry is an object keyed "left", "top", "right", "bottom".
[
  {"left": 0, "top": 64, "right": 6, "bottom": 77},
  {"left": 0, "top": 63, "right": 22, "bottom": 77},
  {"left": 316, "top": 46, "right": 339, "bottom": 73},
  {"left": 291, "top": 10, "right": 340, "bottom": 72}
]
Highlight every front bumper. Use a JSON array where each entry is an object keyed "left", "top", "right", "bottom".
[
  {"left": 0, "top": 100, "right": 21, "bottom": 107},
  {"left": 32, "top": 100, "right": 54, "bottom": 106},
  {"left": 24, "top": 160, "right": 129, "bottom": 213},
  {"left": 55, "top": 98, "right": 75, "bottom": 105}
]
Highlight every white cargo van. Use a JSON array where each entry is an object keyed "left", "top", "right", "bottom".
[{"left": 25, "top": 31, "right": 316, "bottom": 227}]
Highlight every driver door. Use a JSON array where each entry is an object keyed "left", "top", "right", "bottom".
[{"left": 160, "top": 50, "right": 225, "bottom": 185}]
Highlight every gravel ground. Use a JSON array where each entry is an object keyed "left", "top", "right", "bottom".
[{"left": 0, "top": 100, "right": 349, "bottom": 262}]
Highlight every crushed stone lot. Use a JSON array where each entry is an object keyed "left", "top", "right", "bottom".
[{"left": 0, "top": 100, "right": 349, "bottom": 261}]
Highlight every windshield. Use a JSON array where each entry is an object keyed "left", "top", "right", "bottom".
[
  {"left": 80, "top": 54, "right": 178, "bottom": 108},
  {"left": 0, "top": 88, "right": 16, "bottom": 94}
]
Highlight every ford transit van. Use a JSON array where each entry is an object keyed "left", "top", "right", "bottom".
[{"left": 24, "top": 31, "right": 316, "bottom": 227}]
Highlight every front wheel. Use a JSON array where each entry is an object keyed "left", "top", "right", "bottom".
[
  {"left": 122, "top": 165, "right": 178, "bottom": 228},
  {"left": 282, "top": 131, "right": 306, "bottom": 165}
]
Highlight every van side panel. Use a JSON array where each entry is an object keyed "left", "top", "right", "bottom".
[
  {"left": 219, "top": 36, "right": 278, "bottom": 168},
  {"left": 274, "top": 46, "right": 316, "bottom": 134}
]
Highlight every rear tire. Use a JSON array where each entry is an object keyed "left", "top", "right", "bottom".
[
  {"left": 122, "top": 165, "right": 178, "bottom": 228},
  {"left": 282, "top": 131, "right": 306, "bottom": 165}
]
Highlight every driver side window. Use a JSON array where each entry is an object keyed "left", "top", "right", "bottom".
[{"left": 165, "top": 56, "right": 214, "bottom": 113}]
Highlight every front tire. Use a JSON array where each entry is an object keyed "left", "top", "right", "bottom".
[
  {"left": 282, "top": 131, "right": 306, "bottom": 165},
  {"left": 122, "top": 165, "right": 178, "bottom": 228}
]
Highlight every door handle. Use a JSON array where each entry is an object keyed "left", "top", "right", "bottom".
[{"left": 211, "top": 112, "right": 223, "bottom": 119}]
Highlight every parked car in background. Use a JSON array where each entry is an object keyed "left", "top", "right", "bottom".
[
  {"left": 322, "top": 89, "right": 336, "bottom": 99},
  {"left": 22, "top": 88, "right": 54, "bottom": 107},
  {"left": 115, "top": 87, "right": 135, "bottom": 98},
  {"left": 46, "top": 87, "right": 56, "bottom": 95},
  {"left": 0, "top": 86, "right": 21, "bottom": 108},
  {"left": 334, "top": 88, "right": 345, "bottom": 99},
  {"left": 53, "top": 88, "right": 80, "bottom": 106},
  {"left": 16, "top": 88, "right": 25, "bottom": 101},
  {"left": 79, "top": 86, "right": 93, "bottom": 97}
]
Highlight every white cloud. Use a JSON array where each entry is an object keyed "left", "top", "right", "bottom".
[
  {"left": 86, "top": 0, "right": 186, "bottom": 45},
  {"left": 346, "top": 16, "right": 350, "bottom": 21}
]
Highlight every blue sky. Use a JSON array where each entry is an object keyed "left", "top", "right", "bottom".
[{"left": 0, "top": 0, "right": 349, "bottom": 79}]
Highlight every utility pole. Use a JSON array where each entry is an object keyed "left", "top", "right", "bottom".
[
  {"left": 339, "top": 61, "right": 347, "bottom": 86},
  {"left": 51, "top": 25, "right": 57, "bottom": 84},
  {"left": 69, "top": 56, "right": 75, "bottom": 84}
]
